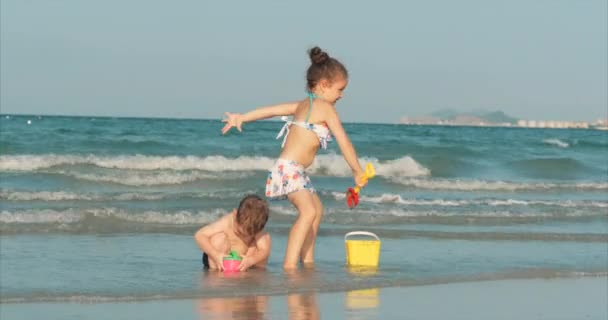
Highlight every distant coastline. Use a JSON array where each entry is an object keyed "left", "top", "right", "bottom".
[
  {"left": 2, "top": 113, "right": 606, "bottom": 129},
  {"left": 400, "top": 109, "right": 608, "bottom": 130}
]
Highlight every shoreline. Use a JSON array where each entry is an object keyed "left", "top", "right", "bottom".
[
  {"left": 1, "top": 277, "right": 606, "bottom": 320},
  {"left": 2, "top": 273, "right": 606, "bottom": 304}
]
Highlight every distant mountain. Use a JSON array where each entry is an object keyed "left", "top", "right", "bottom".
[
  {"left": 480, "top": 111, "right": 519, "bottom": 124},
  {"left": 430, "top": 109, "right": 460, "bottom": 120},
  {"left": 430, "top": 109, "right": 518, "bottom": 124}
]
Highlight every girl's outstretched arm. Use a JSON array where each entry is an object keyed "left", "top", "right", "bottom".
[
  {"left": 221, "top": 101, "right": 300, "bottom": 135},
  {"left": 324, "top": 104, "right": 367, "bottom": 187}
]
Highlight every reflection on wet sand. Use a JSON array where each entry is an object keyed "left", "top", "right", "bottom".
[
  {"left": 346, "top": 288, "right": 380, "bottom": 309},
  {"left": 196, "top": 291, "right": 323, "bottom": 320},
  {"left": 281, "top": 267, "right": 321, "bottom": 320},
  {"left": 195, "top": 267, "right": 381, "bottom": 319},
  {"left": 282, "top": 266, "right": 321, "bottom": 288},
  {"left": 196, "top": 270, "right": 269, "bottom": 320},
  {"left": 287, "top": 293, "right": 320, "bottom": 320},
  {"left": 197, "top": 295, "right": 269, "bottom": 320},
  {"left": 345, "top": 266, "right": 381, "bottom": 318}
]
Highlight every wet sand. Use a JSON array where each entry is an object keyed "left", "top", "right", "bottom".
[{"left": 1, "top": 277, "right": 606, "bottom": 320}]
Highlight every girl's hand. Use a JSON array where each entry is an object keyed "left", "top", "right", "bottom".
[
  {"left": 354, "top": 171, "right": 368, "bottom": 188},
  {"left": 221, "top": 112, "right": 244, "bottom": 134}
]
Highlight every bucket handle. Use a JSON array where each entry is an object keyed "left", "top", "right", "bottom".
[{"left": 344, "top": 231, "right": 380, "bottom": 241}]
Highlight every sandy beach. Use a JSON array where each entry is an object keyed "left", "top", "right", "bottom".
[
  {"left": 2, "top": 0, "right": 606, "bottom": 318},
  {"left": 2, "top": 277, "right": 606, "bottom": 320}
]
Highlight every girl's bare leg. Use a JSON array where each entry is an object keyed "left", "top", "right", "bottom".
[
  {"left": 299, "top": 192, "right": 323, "bottom": 265},
  {"left": 284, "top": 190, "right": 316, "bottom": 269}
]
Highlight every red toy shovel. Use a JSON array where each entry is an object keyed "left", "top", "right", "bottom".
[{"left": 346, "top": 163, "right": 375, "bottom": 209}]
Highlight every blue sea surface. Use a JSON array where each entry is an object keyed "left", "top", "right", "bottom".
[{"left": 1, "top": 114, "right": 607, "bottom": 302}]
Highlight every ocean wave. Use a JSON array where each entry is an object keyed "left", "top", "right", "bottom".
[
  {"left": 0, "top": 191, "right": 98, "bottom": 201},
  {"left": 317, "top": 227, "right": 608, "bottom": 243},
  {"left": 0, "top": 205, "right": 603, "bottom": 235},
  {"left": 329, "top": 192, "right": 608, "bottom": 208},
  {"left": 309, "top": 154, "right": 430, "bottom": 177},
  {"left": 318, "top": 206, "right": 607, "bottom": 226},
  {"left": 0, "top": 154, "right": 430, "bottom": 177},
  {"left": 259, "top": 204, "right": 607, "bottom": 226},
  {"left": 0, "top": 190, "right": 258, "bottom": 201},
  {"left": 543, "top": 139, "right": 569, "bottom": 148},
  {"left": 388, "top": 178, "right": 608, "bottom": 191},
  {"left": 53, "top": 170, "right": 245, "bottom": 186},
  {"left": 508, "top": 157, "right": 597, "bottom": 179},
  {"left": 0, "top": 209, "right": 84, "bottom": 224},
  {"left": 572, "top": 138, "right": 608, "bottom": 149},
  {"left": 325, "top": 207, "right": 606, "bottom": 220},
  {"left": 0, "top": 154, "right": 276, "bottom": 171},
  {"left": 0, "top": 208, "right": 223, "bottom": 227}
]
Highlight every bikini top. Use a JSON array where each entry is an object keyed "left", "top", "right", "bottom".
[{"left": 276, "top": 92, "right": 332, "bottom": 149}]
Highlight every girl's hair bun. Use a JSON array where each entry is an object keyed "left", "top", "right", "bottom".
[
  {"left": 309, "top": 46, "right": 329, "bottom": 65},
  {"left": 305, "top": 46, "right": 348, "bottom": 90}
]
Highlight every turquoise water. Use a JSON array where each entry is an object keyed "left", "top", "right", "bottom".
[{"left": 1, "top": 114, "right": 607, "bottom": 302}]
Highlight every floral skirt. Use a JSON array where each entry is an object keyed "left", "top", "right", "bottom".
[{"left": 265, "top": 159, "right": 315, "bottom": 200}]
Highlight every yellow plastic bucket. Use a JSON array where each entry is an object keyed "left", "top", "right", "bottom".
[{"left": 345, "top": 231, "right": 381, "bottom": 267}]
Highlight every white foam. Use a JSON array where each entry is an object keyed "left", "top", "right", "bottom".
[
  {"left": 324, "top": 207, "right": 601, "bottom": 219},
  {"left": 56, "top": 170, "right": 222, "bottom": 186},
  {"left": 389, "top": 178, "right": 608, "bottom": 191},
  {"left": 111, "top": 193, "right": 167, "bottom": 201},
  {"left": 0, "top": 189, "right": 259, "bottom": 201},
  {"left": 0, "top": 209, "right": 82, "bottom": 223},
  {"left": 1, "top": 205, "right": 604, "bottom": 228},
  {"left": 0, "top": 191, "right": 96, "bottom": 201},
  {"left": 0, "top": 154, "right": 430, "bottom": 178},
  {"left": 309, "top": 154, "right": 430, "bottom": 177},
  {"left": 0, "top": 208, "right": 224, "bottom": 225},
  {"left": 330, "top": 192, "right": 608, "bottom": 208},
  {"left": 0, "top": 191, "right": 167, "bottom": 201},
  {"left": 543, "top": 139, "right": 569, "bottom": 148},
  {"left": 0, "top": 155, "right": 277, "bottom": 171},
  {"left": 109, "top": 209, "right": 222, "bottom": 224},
  {"left": 269, "top": 205, "right": 298, "bottom": 216}
]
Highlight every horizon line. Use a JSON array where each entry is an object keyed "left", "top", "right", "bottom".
[
  {"left": 0, "top": 113, "right": 395, "bottom": 125},
  {"left": 3, "top": 113, "right": 605, "bottom": 130}
]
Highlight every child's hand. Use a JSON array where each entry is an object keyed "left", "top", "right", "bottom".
[
  {"left": 354, "top": 171, "right": 368, "bottom": 188},
  {"left": 221, "top": 112, "right": 244, "bottom": 134},
  {"left": 212, "top": 253, "right": 225, "bottom": 271},
  {"left": 238, "top": 255, "right": 255, "bottom": 271}
]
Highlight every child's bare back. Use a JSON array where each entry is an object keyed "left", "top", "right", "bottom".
[{"left": 194, "top": 195, "right": 272, "bottom": 271}]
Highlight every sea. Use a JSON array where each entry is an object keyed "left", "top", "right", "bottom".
[{"left": 1, "top": 114, "right": 606, "bottom": 304}]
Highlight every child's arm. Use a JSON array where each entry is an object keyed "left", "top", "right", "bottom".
[
  {"left": 221, "top": 101, "right": 300, "bottom": 134},
  {"left": 239, "top": 232, "right": 272, "bottom": 271},
  {"left": 324, "top": 104, "right": 366, "bottom": 186},
  {"left": 194, "top": 213, "right": 232, "bottom": 269}
]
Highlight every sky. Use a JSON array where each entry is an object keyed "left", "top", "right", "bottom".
[{"left": 1, "top": 0, "right": 606, "bottom": 123}]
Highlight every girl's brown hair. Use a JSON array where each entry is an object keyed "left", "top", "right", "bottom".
[{"left": 306, "top": 46, "right": 348, "bottom": 91}]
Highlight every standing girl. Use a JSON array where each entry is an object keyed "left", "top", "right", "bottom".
[{"left": 221, "top": 46, "right": 367, "bottom": 269}]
